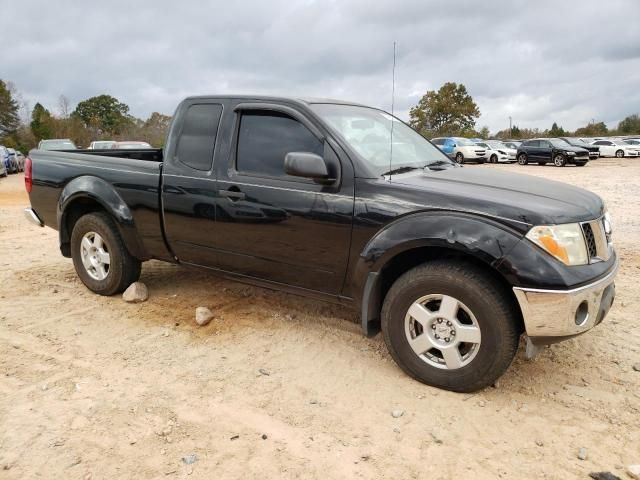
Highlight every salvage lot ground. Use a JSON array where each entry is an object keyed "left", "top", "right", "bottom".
[{"left": 1, "top": 159, "right": 639, "bottom": 479}]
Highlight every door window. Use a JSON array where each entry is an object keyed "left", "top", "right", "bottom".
[
  {"left": 175, "top": 103, "right": 223, "bottom": 171},
  {"left": 236, "top": 111, "right": 323, "bottom": 178}
]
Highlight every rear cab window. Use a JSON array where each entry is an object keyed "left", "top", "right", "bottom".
[{"left": 175, "top": 103, "right": 223, "bottom": 171}]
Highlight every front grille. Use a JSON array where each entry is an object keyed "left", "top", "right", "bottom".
[
  {"left": 583, "top": 223, "right": 597, "bottom": 258},
  {"left": 581, "top": 218, "right": 612, "bottom": 263}
]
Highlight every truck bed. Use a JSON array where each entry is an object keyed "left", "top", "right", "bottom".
[{"left": 28, "top": 148, "right": 170, "bottom": 261}]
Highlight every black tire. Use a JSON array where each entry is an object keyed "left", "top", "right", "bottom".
[
  {"left": 455, "top": 152, "right": 465, "bottom": 164},
  {"left": 381, "top": 261, "right": 520, "bottom": 393},
  {"left": 490, "top": 154, "right": 498, "bottom": 163},
  {"left": 71, "top": 212, "right": 141, "bottom": 295},
  {"left": 615, "top": 149, "right": 624, "bottom": 158},
  {"left": 517, "top": 153, "right": 528, "bottom": 165},
  {"left": 553, "top": 154, "right": 566, "bottom": 167}
]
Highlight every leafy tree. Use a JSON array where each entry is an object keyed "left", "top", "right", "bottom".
[
  {"left": 617, "top": 114, "right": 640, "bottom": 135},
  {"left": 72, "top": 94, "right": 132, "bottom": 134},
  {"left": 549, "top": 122, "right": 566, "bottom": 137},
  {"left": 477, "top": 126, "right": 490, "bottom": 139},
  {"left": 409, "top": 82, "right": 480, "bottom": 137},
  {"left": 575, "top": 121, "right": 608, "bottom": 137},
  {"left": 30, "top": 103, "right": 53, "bottom": 142},
  {"left": 0, "top": 79, "right": 20, "bottom": 137}
]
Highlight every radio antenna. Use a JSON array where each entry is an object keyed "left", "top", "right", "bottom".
[{"left": 389, "top": 41, "right": 397, "bottom": 183}]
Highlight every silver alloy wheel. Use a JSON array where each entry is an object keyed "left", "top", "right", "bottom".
[
  {"left": 518, "top": 154, "right": 526, "bottom": 165},
  {"left": 80, "top": 231, "right": 111, "bottom": 280},
  {"left": 404, "top": 294, "right": 481, "bottom": 370},
  {"left": 554, "top": 154, "right": 565, "bottom": 167},
  {"left": 616, "top": 150, "right": 624, "bottom": 158},
  {"left": 455, "top": 153, "right": 464, "bottom": 164}
]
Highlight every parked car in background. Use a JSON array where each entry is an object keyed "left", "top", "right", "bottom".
[
  {"left": 558, "top": 137, "right": 600, "bottom": 160},
  {"left": 112, "top": 141, "right": 152, "bottom": 149},
  {"left": 38, "top": 139, "right": 78, "bottom": 151},
  {"left": 0, "top": 147, "right": 8, "bottom": 177},
  {"left": 6, "top": 148, "right": 20, "bottom": 173},
  {"left": 88, "top": 140, "right": 117, "bottom": 150},
  {"left": 431, "top": 137, "right": 486, "bottom": 164},
  {"left": 503, "top": 140, "right": 522, "bottom": 150},
  {"left": 623, "top": 139, "right": 640, "bottom": 147},
  {"left": 474, "top": 140, "right": 517, "bottom": 163},
  {"left": 15, "top": 151, "right": 26, "bottom": 171},
  {"left": 590, "top": 139, "right": 640, "bottom": 158},
  {"left": 516, "top": 138, "right": 589, "bottom": 167}
]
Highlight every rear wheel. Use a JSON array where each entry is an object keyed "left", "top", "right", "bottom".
[
  {"left": 553, "top": 154, "right": 566, "bottom": 167},
  {"left": 381, "top": 261, "right": 520, "bottom": 392},
  {"left": 455, "top": 152, "right": 465, "bottom": 164},
  {"left": 615, "top": 149, "right": 624, "bottom": 158},
  {"left": 71, "top": 212, "right": 141, "bottom": 295},
  {"left": 517, "top": 153, "right": 528, "bottom": 165}
]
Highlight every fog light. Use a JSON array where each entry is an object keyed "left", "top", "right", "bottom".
[{"left": 575, "top": 301, "right": 589, "bottom": 326}]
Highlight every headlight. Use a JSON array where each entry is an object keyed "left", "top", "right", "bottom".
[
  {"left": 498, "top": 150, "right": 506, "bottom": 154},
  {"left": 526, "top": 223, "right": 588, "bottom": 265},
  {"left": 566, "top": 151, "right": 576, "bottom": 155}
]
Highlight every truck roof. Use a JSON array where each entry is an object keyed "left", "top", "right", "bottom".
[{"left": 182, "top": 94, "right": 368, "bottom": 108}]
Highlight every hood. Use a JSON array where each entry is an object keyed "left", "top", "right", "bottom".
[{"left": 386, "top": 166, "right": 604, "bottom": 230}]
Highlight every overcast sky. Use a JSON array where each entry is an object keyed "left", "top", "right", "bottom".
[{"left": 3, "top": 0, "right": 639, "bottom": 132}]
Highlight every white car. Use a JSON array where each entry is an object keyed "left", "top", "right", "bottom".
[
  {"left": 590, "top": 139, "right": 640, "bottom": 158},
  {"left": 431, "top": 137, "right": 487, "bottom": 164},
  {"left": 88, "top": 140, "right": 117, "bottom": 149},
  {"left": 475, "top": 140, "right": 517, "bottom": 163}
]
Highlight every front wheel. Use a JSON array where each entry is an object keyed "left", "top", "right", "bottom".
[
  {"left": 71, "top": 212, "right": 141, "bottom": 295},
  {"left": 553, "top": 154, "right": 566, "bottom": 167},
  {"left": 455, "top": 152, "right": 465, "bottom": 164},
  {"left": 615, "top": 150, "right": 624, "bottom": 158},
  {"left": 490, "top": 154, "right": 498, "bottom": 163},
  {"left": 517, "top": 153, "right": 528, "bottom": 165},
  {"left": 381, "top": 261, "right": 520, "bottom": 392}
]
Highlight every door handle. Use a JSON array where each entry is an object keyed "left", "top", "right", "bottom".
[{"left": 219, "top": 189, "right": 246, "bottom": 201}]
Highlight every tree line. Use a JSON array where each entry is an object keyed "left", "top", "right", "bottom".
[
  {"left": 0, "top": 80, "right": 170, "bottom": 151},
  {"left": 409, "top": 82, "right": 640, "bottom": 139},
  {"left": 2, "top": 78, "right": 640, "bottom": 152}
]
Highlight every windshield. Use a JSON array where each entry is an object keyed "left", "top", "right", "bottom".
[
  {"left": 549, "top": 139, "right": 574, "bottom": 148},
  {"left": 310, "top": 104, "right": 451, "bottom": 174},
  {"left": 476, "top": 142, "right": 490, "bottom": 149},
  {"left": 486, "top": 140, "right": 508, "bottom": 149},
  {"left": 40, "top": 140, "right": 77, "bottom": 150},
  {"left": 625, "top": 139, "right": 640, "bottom": 145},
  {"left": 612, "top": 140, "right": 630, "bottom": 146}
]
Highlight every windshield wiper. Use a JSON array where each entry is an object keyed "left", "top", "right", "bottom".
[{"left": 380, "top": 166, "right": 421, "bottom": 176}]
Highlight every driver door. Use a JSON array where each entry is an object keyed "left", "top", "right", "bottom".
[{"left": 209, "top": 103, "right": 355, "bottom": 295}]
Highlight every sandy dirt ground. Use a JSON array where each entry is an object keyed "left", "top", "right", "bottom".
[{"left": 1, "top": 159, "right": 639, "bottom": 479}]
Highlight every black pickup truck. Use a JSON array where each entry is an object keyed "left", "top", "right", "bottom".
[{"left": 24, "top": 95, "right": 618, "bottom": 392}]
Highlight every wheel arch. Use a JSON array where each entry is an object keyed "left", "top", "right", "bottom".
[
  {"left": 354, "top": 213, "right": 525, "bottom": 337},
  {"left": 58, "top": 176, "right": 148, "bottom": 260}
]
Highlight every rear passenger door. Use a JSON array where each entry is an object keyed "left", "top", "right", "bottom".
[
  {"left": 162, "top": 99, "right": 227, "bottom": 266},
  {"left": 538, "top": 140, "right": 553, "bottom": 162},
  {"left": 209, "top": 102, "right": 355, "bottom": 295}
]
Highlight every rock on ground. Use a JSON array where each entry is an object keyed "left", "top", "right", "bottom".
[
  {"left": 195, "top": 307, "right": 214, "bottom": 326},
  {"left": 122, "top": 282, "right": 148, "bottom": 303},
  {"left": 628, "top": 465, "right": 640, "bottom": 480}
]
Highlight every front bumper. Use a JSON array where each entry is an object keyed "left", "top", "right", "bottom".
[{"left": 513, "top": 259, "right": 618, "bottom": 345}]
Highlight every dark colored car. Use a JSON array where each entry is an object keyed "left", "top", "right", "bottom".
[
  {"left": 516, "top": 138, "right": 590, "bottom": 167},
  {"left": 24, "top": 95, "right": 617, "bottom": 393},
  {"left": 558, "top": 137, "right": 600, "bottom": 160}
]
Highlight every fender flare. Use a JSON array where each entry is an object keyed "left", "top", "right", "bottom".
[
  {"left": 57, "top": 175, "right": 149, "bottom": 260},
  {"left": 352, "top": 211, "right": 524, "bottom": 336}
]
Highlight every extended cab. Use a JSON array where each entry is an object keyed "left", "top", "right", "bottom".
[{"left": 24, "top": 96, "right": 618, "bottom": 392}]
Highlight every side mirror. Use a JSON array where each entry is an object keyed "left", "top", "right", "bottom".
[
  {"left": 451, "top": 143, "right": 457, "bottom": 147},
  {"left": 284, "top": 152, "right": 333, "bottom": 182}
]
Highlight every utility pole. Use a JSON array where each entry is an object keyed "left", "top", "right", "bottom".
[{"left": 509, "top": 116, "right": 512, "bottom": 136}]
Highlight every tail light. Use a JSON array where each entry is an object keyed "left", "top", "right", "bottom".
[{"left": 25, "top": 157, "right": 33, "bottom": 193}]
